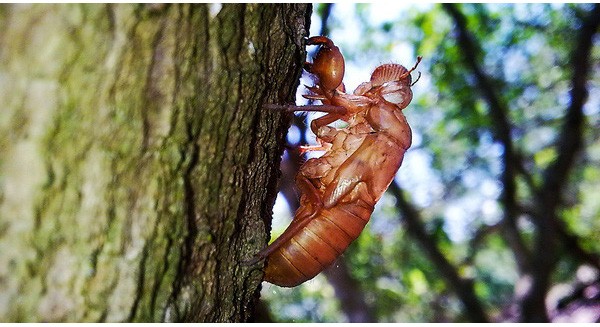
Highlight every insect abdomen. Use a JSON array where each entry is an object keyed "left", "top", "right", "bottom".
[{"left": 265, "top": 200, "right": 374, "bottom": 287}]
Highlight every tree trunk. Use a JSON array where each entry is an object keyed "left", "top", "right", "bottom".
[{"left": 0, "top": 3, "right": 310, "bottom": 322}]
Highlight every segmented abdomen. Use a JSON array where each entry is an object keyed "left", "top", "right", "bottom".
[{"left": 264, "top": 199, "right": 374, "bottom": 287}]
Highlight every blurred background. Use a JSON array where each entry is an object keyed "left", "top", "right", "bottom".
[{"left": 256, "top": 3, "right": 600, "bottom": 323}]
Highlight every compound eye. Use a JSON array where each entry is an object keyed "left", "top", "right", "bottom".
[
  {"left": 383, "top": 92, "right": 405, "bottom": 105},
  {"left": 380, "top": 82, "right": 412, "bottom": 109}
]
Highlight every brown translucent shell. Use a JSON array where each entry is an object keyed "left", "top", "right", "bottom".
[
  {"left": 311, "top": 45, "right": 346, "bottom": 91},
  {"left": 370, "top": 63, "right": 411, "bottom": 87}
]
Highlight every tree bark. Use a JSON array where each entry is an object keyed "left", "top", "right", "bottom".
[{"left": 0, "top": 3, "right": 310, "bottom": 322}]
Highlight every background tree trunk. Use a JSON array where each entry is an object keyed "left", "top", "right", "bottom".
[{"left": 0, "top": 3, "right": 310, "bottom": 322}]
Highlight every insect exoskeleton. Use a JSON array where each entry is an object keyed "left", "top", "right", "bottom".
[
  {"left": 306, "top": 36, "right": 345, "bottom": 93},
  {"left": 252, "top": 36, "right": 422, "bottom": 287}
]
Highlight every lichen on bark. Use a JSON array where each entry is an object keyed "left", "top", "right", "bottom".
[{"left": 0, "top": 3, "right": 310, "bottom": 322}]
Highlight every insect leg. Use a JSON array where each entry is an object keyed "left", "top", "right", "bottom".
[
  {"left": 265, "top": 104, "right": 347, "bottom": 137},
  {"left": 306, "top": 35, "right": 336, "bottom": 47},
  {"left": 299, "top": 142, "right": 331, "bottom": 154},
  {"left": 264, "top": 104, "right": 346, "bottom": 114},
  {"left": 243, "top": 175, "right": 323, "bottom": 265},
  {"left": 295, "top": 174, "right": 324, "bottom": 208},
  {"left": 302, "top": 93, "right": 327, "bottom": 101},
  {"left": 320, "top": 135, "right": 378, "bottom": 208},
  {"left": 309, "top": 112, "right": 345, "bottom": 135}
]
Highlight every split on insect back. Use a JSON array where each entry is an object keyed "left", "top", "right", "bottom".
[{"left": 251, "top": 36, "right": 422, "bottom": 287}]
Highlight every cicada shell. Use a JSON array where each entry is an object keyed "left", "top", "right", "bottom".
[{"left": 252, "top": 36, "right": 422, "bottom": 287}]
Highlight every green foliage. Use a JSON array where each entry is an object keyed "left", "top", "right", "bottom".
[{"left": 261, "top": 278, "right": 344, "bottom": 322}]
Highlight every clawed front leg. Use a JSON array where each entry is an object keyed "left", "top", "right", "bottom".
[
  {"left": 306, "top": 35, "right": 336, "bottom": 47},
  {"left": 299, "top": 140, "right": 331, "bottom": 154},
  {"left": 304, "top": 36, "right": 345, "bottom": 94},
  {"left": 309, "top": 112, "right": 345, "bottom": 136},
  {"left": 265, "top": 103, "right": 347, "bottom": 159},
  {"left": 295, "top": 174, "right": 324, "bottom": 209}
]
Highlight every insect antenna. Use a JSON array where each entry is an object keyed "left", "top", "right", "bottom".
[{"left": 411, "top": 71, "right": 422, "bottom": 86}]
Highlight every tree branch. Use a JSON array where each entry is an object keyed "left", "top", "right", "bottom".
[
  {"left": 318, "top": 3, "right": 333, "bottom": 37},
  {"left": 442, "top": 3, "right": 532, "bottom": 274},
  {"left": 323, "top": 258, "right": 376, "bottom": 323},
  {"left": 390, "top": 182, "right": 489, "bottom": 322},
  {"left": 522, "top": 4, "right": 600, "bottom": 322},
  {"left": 540, "top": 3, "right": 600, "bottom": 200}
]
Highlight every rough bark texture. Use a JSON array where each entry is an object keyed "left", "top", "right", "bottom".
[{"left": 0, "top": 3, "right": 310, "bottom": 322}]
